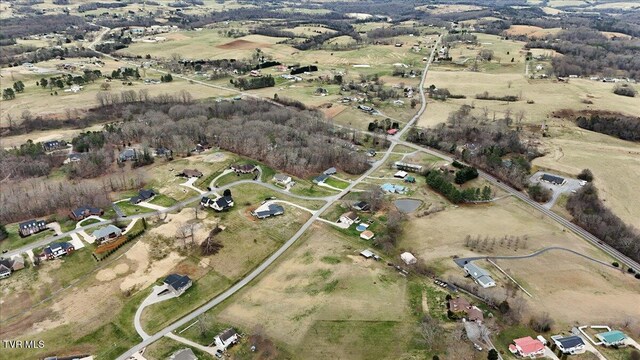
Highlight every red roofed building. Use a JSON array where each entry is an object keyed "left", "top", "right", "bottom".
[
  {"left": 509, "top": 336, "right": 545, "bottom": 358},
  {"left": 387, "top": 128, "right": 398, "bottom": 135}
]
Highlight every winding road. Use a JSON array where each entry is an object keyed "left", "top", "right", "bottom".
[{"left": 454, "top": 246, "right": 620, "bottom": 270}]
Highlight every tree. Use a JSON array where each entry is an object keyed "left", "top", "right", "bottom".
[
  {"left": 488, "top": 349, "right": 499, "bottom": 360},
  {"left": 201, "top": 226, "right": 224, "bottom": 256},
  {"left": 13, "top": 81, "right": 25, "bottom": 93},
  {"left": 223, "top": 189, "right": 232, "bottom": 197},
  {"left": 528, "top": 183, "right": 552, "bottom": 203},
  {"left": 410, "top": 99, "right": 417, "bottom": 108},
  {"left": 0, "top": 224, "right": 7, "bottom": 241},
  {"left": 530, "top": 312, "right": 554, "bottom": 332},
  {"left": 100, "top": 82, "right": 111, "bottom": 91},
  {"left": 40, "top": 78, "right": 48, "bottom": 88},
  {"left": 2, "top": 88, "right": 15, "bottom": 100},
  {"left": 577, "top": 169, "right": 593, "bottom": 182},
  {"left": 419, "top": 315, "right": 443, "bottom": 349}
]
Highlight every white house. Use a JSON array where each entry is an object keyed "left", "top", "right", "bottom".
[
  {"left": 214, "top": 328, "right": 239, "bottom": 350},
  {"left": 273, "top": 173, "right": 292, "bottom": 185},
  {"left": 401, "top": 252, "right": 417, "bottom": 265},
  {"left": 164, "top": 274, "right": 192, "bottom": 296},
  {"left": 339, "top": 212, "right": 360, "bottom": 226}
]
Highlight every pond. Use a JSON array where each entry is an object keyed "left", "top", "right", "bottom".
[{"left": 394, "top": 199, "right": 422, "bottom": 213}]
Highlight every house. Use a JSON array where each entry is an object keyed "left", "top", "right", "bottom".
[
  {"left": 215, "top": 328, "right": 239, "bottom": 350},
  {"left": 119, "top": 148, "right": 137, "bottom": 162},
  {"left": 231, "top": 164, "right": 257, "bottom": 174},
  {"left": 394, "top": 170, "right": 408, "bottom": 178},
  {"left": 551, "top": 335, "right": 585, "bottom": 354},
  {"left": 509, "top": 336, "right": 545, "bottom": 358},
  {"left": 387, "top": 128, "right": 398, "bottom": 135},
  {"left": 0, "top": 261, "right": 11, "bottom": 279},
  {"left": 253, "top": 204, "right": 284, "bottom": 219},
  {"left": 448, "top": 296, "right": 470, "bottom": 313},
  {"left": 358, "top": 105, "right": 374, "bottom": 112},
  {"left": 211, "top": 196, "right": 234, "bottom": 211},
  {"left": 313, "top": 174, "right": 329, "bottom": 184},
  {"left": 339, "top": 211, "right": 360, "bottom": 226},
  {"left": 395, "top": 162, "right": 423, "bottom": 172},
  {"left": 43, "top": 140, "right": 64, "bottom": 152},
  {"left": 401, "top": 252, "right": 417, "bottom": 265},
  {"left": 19, "top": 219, "right": 48, "bottom": 237},
  {"left": 324, "top": 167, "right": 337, "bottom": 175},
  {"left": 164, "top": 274, "right": 192, "bottom": 296},
  {"left": 273, "top": 173, "right": 292, "bottom": 185},
  {"left": 169, "top": 348, "right": 197, "bottom": 360},
  {"left": 10, "top": 256, "right": 24, "bottom": 271},
  {"left": 66, "top": 153, "right": 83, "bottom": 163},
  {"left": 360, "top": 249, "right": 375, "bottom": 258},
  {"left": 463, "top": 262, "right": 496, "bottom": 288},
  {"left": 360, "top": 230, "right": 374, "bottom": 240},
  {"left": 130, "top": 189, "right": 156, "bottom": 204},
  {"left": 404, "top": 176, "right": 416, "bottom": 183},
  {"left": 180, "top": 169, "right": 203, "bottom": 178},
  {"left": 91, "top": 225, "right": 122, "bottom": 244},
  {"left": 42, "top": 242, "right": 75, "bottom": 260},
  {"left": 466, "top": 306, "right": 484, "bottom": 322},
  {"left": 353, "top": 201, "right": 371, "bottom": 211},
  {"left": 70, "top": 206, "right": 103, "bottom": 221},
  {"left": 381, "top": 183, "right": 407, "bottom": 194},
  {"left": 200, "top": 196, "right": 211, "bottom": 207},
  {"left": 596, "top": 330, "right": 627, "bottom": 346},
  {"left": 540, "top": 174, "right": 566, "bottom": 186}
]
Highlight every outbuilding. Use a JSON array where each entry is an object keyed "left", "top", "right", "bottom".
[{"left": 400, "top": 252, "right": 417, "bottom": 265}]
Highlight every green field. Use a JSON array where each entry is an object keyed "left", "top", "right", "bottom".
[{"left": 148, "top": 194, "right": 179, "bottom": 207}]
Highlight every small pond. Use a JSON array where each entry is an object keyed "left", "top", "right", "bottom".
[{"left": 394, "top": 199, "right": 422, "bottom": 213}]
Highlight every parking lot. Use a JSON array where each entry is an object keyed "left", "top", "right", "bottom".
[{"left": 529, "top": 171, "right": 585, "bottom": 209}]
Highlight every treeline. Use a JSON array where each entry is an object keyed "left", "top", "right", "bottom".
[
  {"left": 567, "top": 184, "right": 640, "bottom": 263},
  {"left": 476, "top": 91, "right": 519, "bottom": 102},
  {"left": 575, "top": 113, "right": 640, "bottom": 142},
  {"left": 408, "top": 105, "right": 539, "bottom": 190},
  {"left": 366, "top": 27, "right": 418, "bottom": 39},
  {"left": 0, "top": 173, "right": 143, "bottom": 224},
  {"left": 425, "top": 171, "right": 492, "bottom": 203},
  {"left": 0, "top": 14, "right": 94, "bottom": 39},
  {"left": 1, "top": 46, "right": 100, "bottom": 66},
  {"left": 527, "top": 27, "right": 640, "bottom": 80},
  {"left": 78, "top": 2, "right": 127, "bottom": 12},
  {"left": 231, "top": 75, "right": 275, "bottom": 90}
]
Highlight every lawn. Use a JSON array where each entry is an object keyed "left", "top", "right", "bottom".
[
  {"left": 144, "top": 337, "right": 210, "bottom": 359},
  {"left": 78, "top": 218, "right": 102, "bottom": 227},
  {"left": 215, "top": 171, "right": 256, "bottom": 187},
  {"left": 148, "top": 194, "right": 179, "bottom": 207},
  {"left": 116, "top": 201, "right": 157, "bottom": 217},
  {"left": 324, "top": 176, "right": 349, "bottom": 189},
  {"left": 289, "top": 181, "right": 338, "bottom": 198},
  {"left": 142, "top": 268, "right": 232, "bottom": 334}
]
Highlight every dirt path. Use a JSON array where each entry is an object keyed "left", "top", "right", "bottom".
[{"left": 421, "top": 290, "right": 429, "bottom": 314}]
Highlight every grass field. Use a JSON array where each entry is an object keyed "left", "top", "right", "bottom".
[
  {"left": 147, "top": 194, "right": 179, "bottom": 208},
  {"left": 533, "top": 122, "right": 640, "bottom": 228},
  {"left": 418, "top": 71, "right": 640, "bottom": 127},
  {"left": 399, "top": 192, "right": 640, "bottom": 326},
  {"left": 0, "top": 57, "right": 237, "bottom": 124},
  {"left": 188, "top": 223, "right": 421, "bottom": 359}
]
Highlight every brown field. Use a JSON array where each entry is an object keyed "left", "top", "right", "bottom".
[
  {"left": 213, "top": 223, "right": 417, "bottom": 359},
  {"left": 418, "top": 71, "right": 640, "bottom": 127},
  {"left": 504, "top": 25, "right": 562, "bottom": 38},
  {"left": 417, "top": 4, "right": 484, "bottom": 14},
  {"left": 399, "top": 195, "right": 640, "bottom": 326},
  {"left": 217, "top": 38, "right": 273, "bottom": 50},
  {"left": 533, "top": 123, "right": 640, "bottom": 228}
]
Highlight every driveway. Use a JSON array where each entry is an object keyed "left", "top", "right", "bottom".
[
  {"left": 165, "top": 332, "right": 219, "bottom": 355},
  {"left": 134, "top": 285, "right": 178, "bottom": 340},
  {"left": 255, "top": 200, "right": 316, "bottom": 215},
  {"left": 137, "top": 202, "right": 167, "bottom": 211},
  {"left": 529, "top": 171, "right": 584, "bottom": 209},
  {"left": 68, "top": 233, "right": 85, "bottom": 250},
  {"left": 181, "top": 177, "right": 206, "bottom": 194}
]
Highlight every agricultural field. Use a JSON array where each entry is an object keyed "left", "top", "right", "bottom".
[
  {"left": 399, "top": 193, "right": 640, "bottom": 326},
  {"left": 200, "top": 223, "right": 425, "bottom": 359},
  {"left": 0, "top": 57, "right": 237, "bottom": 124},
  {"left": 533, "top": 122, "right": 640, "bottom": 228}
]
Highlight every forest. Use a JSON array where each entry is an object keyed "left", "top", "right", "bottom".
[
  {"left": 567, "top": 184, "right": 640, "bottom": 263},
  {"left": 407, "top": 105, "right": 538, "bottom": 190},
  {"left": 575, "top": 113, "right": 640, "bottom": 142}
]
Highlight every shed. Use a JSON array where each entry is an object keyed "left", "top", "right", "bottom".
[
  {"left": 394, "top": 170, "right": 408, "bottom": 178},
  {"left": 360, "top": 250, "right": 374, "bottom": 258},
  {"left": 360, "top": 230, "right": 374, "bottom": 240},
  {"left": 323, "top": 167, "right": 337, "bottom": 175},
  {"left": 400, "top": 252, "right": 417, "bottom": 265}
]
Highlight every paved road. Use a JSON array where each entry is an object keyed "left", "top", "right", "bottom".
[
  {"left": 3, "top": 179, "right": 334, "bottom": 259},
  {"left": 115, "top": 35, "right": 443, "bottom": 360},
  {"left": 454, "top": 246, "right": 619, "bottom": 270},
  {"left": 393, "top": 140, "right": 640, "bottom": 274}
]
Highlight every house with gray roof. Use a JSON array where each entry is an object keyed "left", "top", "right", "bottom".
[
  {"left": 253, "top": 204, "right": 284, "bottom": 219},
  {"left": 463, "top": 262, "right": 496, "bottom": 288},
  {"left": 92, "top": 225, "right": 122, "bottom": 244}
]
